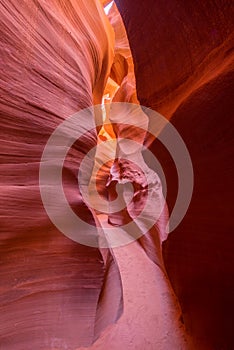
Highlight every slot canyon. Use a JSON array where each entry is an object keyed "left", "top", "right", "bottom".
[{"left": 0, "top": 1, "right": 233, "bottom": 349}]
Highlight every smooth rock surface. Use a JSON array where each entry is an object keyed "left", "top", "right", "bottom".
[{"left": 115, "top": 0, "right": 234, "bottom": 348}]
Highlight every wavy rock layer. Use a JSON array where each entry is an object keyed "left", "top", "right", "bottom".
[
  {"left": 0, "top": 1, "right": 122, "bottom": 349},
  {"left": 1, "top": 0, "right": 233, "bottom": 349},
  {"left": 115, "top": 0, "right": 234, "bottom": 348},
  {"left": 87, "top": 4, "right": 189, "bottom": 348}
]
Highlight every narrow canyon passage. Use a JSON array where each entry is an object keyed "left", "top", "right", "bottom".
[
  {"left": 83, "top": 3, "right": 190, "bottom": 346},
  {"left": 0, "top": 0, "right": 233, "bottom": 349},
  {"left": 84, "top": 214, "right": 189, "bottom": 350}
]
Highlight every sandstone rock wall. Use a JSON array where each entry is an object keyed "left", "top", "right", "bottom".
[
  {"left": 0, "top": 1, "right": 122, "bottom": 348},
  {"left": 115, "top": 0, "right": 234, "bottom": 348}
]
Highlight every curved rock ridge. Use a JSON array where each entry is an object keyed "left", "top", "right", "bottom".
[
  {"left": 115, "top": 0, "right": 234, "bottom": 348},
  {"left": 2, "top": 0, "right": 232, "bottom": 348},
  {"left": 115, "top": 0, "right": 233, "bottom": 119},
  {"left": 86, "top": 4, "right": 190, "bottom": 348},
  {"left": 106, "top": 2, "right": 138, "bottom": 103},
  {"left": 0, "top": 1, "right": 122, "bottom": 349},
  {"left": 102, "top": 4, "right": 171, "bottom": 262}
]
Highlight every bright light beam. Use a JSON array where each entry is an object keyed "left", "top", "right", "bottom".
[{"left": 104, "top": 1, "right": 114, "bottom": 15}]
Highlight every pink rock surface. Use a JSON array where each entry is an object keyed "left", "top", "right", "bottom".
[
  {"left": 0, "top": 1, "right": 122, "bottom": 349},
  {"left": 1, "top": 0, "right": 233, "bottom": 349}
]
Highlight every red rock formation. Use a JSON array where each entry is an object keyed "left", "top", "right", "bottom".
[
  {"left": 115, "top": 0, "right": 234, "bottom": 348},
  {"left": 2, "top": 0, "right": 233, "bottom": 348},
  {"left": 87, "top": 4, "right": 189, "bottom": 348},
  {"left": 104, "top": 3, "right": 170, "bottom": 263},
  {"left": 108, "top": 2, "right": 138, "bottom": 103},
  {"left": 0, "top": 1, "right": 122, "bottom": 349}
]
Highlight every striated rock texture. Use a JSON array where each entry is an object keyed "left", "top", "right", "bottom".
[
  {"left": 115, "top": 0, "right": 234, "bottom": 348},
  {"left": 105, "top": 3, "right": 170, "bottom": 253},
  {"left": 0, "top": 0, "right": 190, "bottom": 349},
  {"left": 0, "top": 1, "right": 123, "bottom": 349},
  {"left": 88, "top": 4, "right": 189, "bottom": 348},
  {"left": 108, "top": 2, "right": 138, "bottom": 103},
  {"left": 1, "top": 0, "right": 233, "bottom": 348}
]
